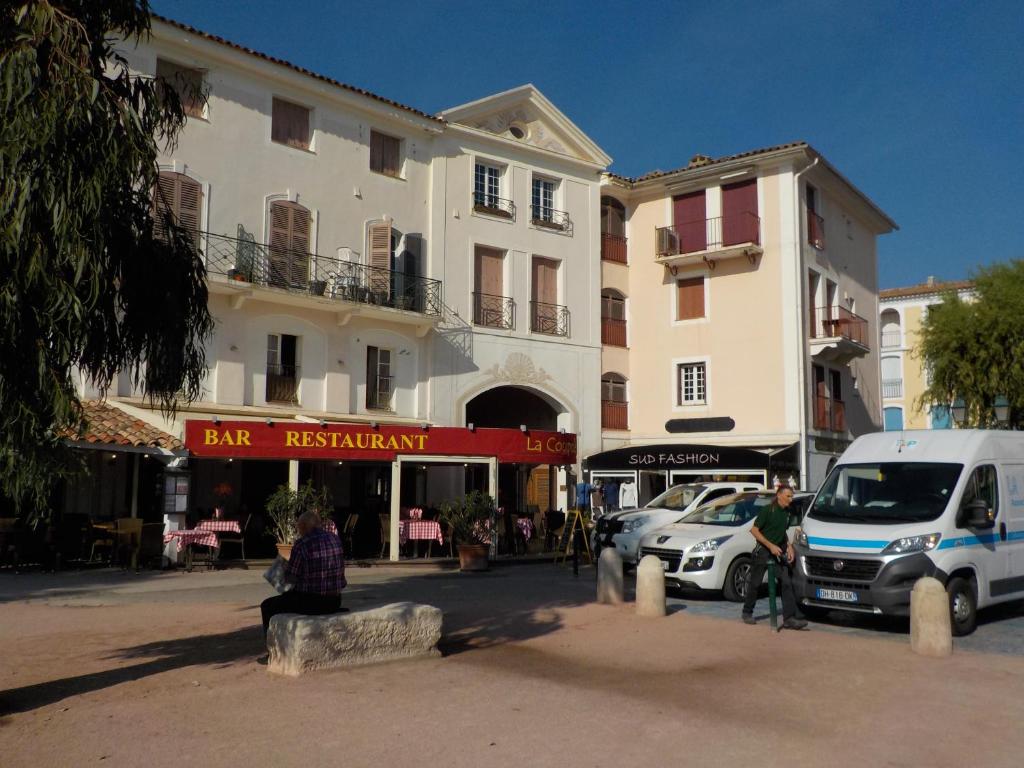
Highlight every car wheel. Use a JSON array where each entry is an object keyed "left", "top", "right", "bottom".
[
  {"left": 946, "top": 575, "right": 977, "bottom": 636},
  {"left": 723, "top": 556, "right": 752, "bottom": 603}
]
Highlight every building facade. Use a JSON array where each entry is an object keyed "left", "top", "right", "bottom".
[
  {"left": 590, "top": 144, "right": 896, "bottom": 500},
  {"left": 878, "top": 278, "right": 974, "bottom": 431}
]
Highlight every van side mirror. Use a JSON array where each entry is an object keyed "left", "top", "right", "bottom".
[{"left": 965, "top": 498, "right": 995, "bottom": 529}]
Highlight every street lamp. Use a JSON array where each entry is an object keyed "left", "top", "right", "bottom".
[
  {"left": 951, "top": 397, "right": 967, "bottom": 426},
  {"left": 994, "top": 395, "right": 1011, "bottom": 425}
]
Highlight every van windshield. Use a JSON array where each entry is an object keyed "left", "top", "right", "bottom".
[
  {"left": 809, "top": 462, "right": 963, "bottom": 524},
  {"left": 647, "top": 485, "right": 706, "bottom": 511},
  {"left": 678, "top": 494, "right": 767, "bottom": 526}
]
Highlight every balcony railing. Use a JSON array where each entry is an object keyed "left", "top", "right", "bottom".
[
  {"left": 366, "top": 375, "right": 393, "bottom": 412},
  {"left": 807, "top": 209, "right": 825, "bottom": 250},
  {"left": 530, "top": 300, "right": 570, "bottom": 337},
  {"left": 882, "top": 378, "right": 904, "bottom": 399},
  {"left": 531, "top": 205, "right": 573, "bottom": 234},
  {"left": 813, "top": 395, "right": 846, "bottom": 432},
  {"left": 811, "top": 306, "right": 869, "bottom": 347},
  {"left": 602, "top": 400, "right": 629, "bottom": 430},
  {"left": 473, "top": 292, "right": 515, "bottom": 330},
  {"left": 655, "top": 213, "right": 761, "bottom": 257},
  {"left": 473, "top": 191, "right": 516, "bottom": 220},
  {"left": 601, "top": 232, "right": 628, "bottom": 264},
  {"left": 266, "top": 364, "right": 299, "bottom": 404},
  {"left": 601, "top": 317, "right": 627, "bottom": 346},
  {"left": 203, "top": 231, "right": 442, "bottom": 316},
  {"left": 881, "top": 331, "right": 902, "bottom": 348}
]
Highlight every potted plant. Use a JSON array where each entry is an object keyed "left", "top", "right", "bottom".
[
  {"left": 264, "top": 481, "right": 331, "bottom": 560},
  {"left": 438, "top": 490, "right": 495, "bottom": 572}
]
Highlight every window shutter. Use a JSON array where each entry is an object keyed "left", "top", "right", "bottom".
[
  {"left": 722, "top": 179, "right": 758, "bottom": 246},
  {"left": 177, "top": 176, "right": 202, "bottom": 245},
  {"left": 475, "top": 247, "right": 503, "bottom": 297},
  {"left": 153, "top": 172, "right": 201, "bottom": 244},
  {"left": 676, "top": 277, "right": 705, "bottom": 320},
  {"left": 272, "top": 98, "right": 310, "bottom": 149},
  {"left": 383, "top": 135, "right": 400, "bottom": 176},
  {"left": 153, "top": 172, "right": 177, "bottom": 240},
  {"left": 268, "top": 201, "right": 309, "bottom": 288},
  {"left": 367, "top": 220, "right": 392, "bottom": 297}
]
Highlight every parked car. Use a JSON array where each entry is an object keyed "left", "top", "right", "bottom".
[
  {"left": 638, "top": 491, "right": 812, "bottom": 601},
  {"left": 593, "top": 482, "right": 763, "bottom": 565}
]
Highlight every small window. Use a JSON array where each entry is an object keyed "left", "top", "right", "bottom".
[
  {"left": 156, "top": 59, "right": 204, "bottom": 118},
  {"left": 272, "top": 97, "right": 311, "bottom": 150},
  {"left": 370, "top": 130, "right": 402, "bottom": 177},
  {"left": 676, "top": 277, "right": 705, "bottom": 321},
  {"left": 677, "top": 362, "right": 707, "bottom": 405},
  {"left": 508, "top": 123, "right": 527, "bottom": 140},
  {"left": 601, "top": 373, "right": 627, "bottom": 403},
  {"left": 601, "top": 290, "right": 625, "bottom": 321},
  {"left": 532, "top": 177, "right": 556, "bottom": 221},
  {"left": 366, "top": 346, "right": 394, "bottom": 411},
  {"left": 474, "top": 163, "right": 502, "bottom": 209}
]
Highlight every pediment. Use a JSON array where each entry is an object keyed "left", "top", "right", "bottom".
[{"left": 440, "top": 85, "right": 611, "bottom": 167}]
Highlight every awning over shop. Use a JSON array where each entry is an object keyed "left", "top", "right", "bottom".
[
  {"left": 185, "top": 420, "right": 576, "bottom": 465},
  {"left": 65, "top": 400, "right": 185, "bottom": 455},
  {"left": 584, "top": 443, "right": 770, "bottom": 472}
]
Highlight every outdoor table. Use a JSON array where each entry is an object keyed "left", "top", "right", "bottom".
[
  {"left": 398, "top": 519, "right": 443, "bottom": 557},
  {"left": 196, "top": 519, "right": 243, "bottom": 534},
  {"left": 163, "top": 529, "right": 219, "bottom": 571}
]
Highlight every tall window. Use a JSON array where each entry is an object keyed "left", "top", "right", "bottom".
[
  {"left": 156, "top": 59, "right": 204, "bottom": 118},
  {"left": 370, "top": 130, "right": 401, "bottom": 177},
  {"left": 676, "top": 276, "right": 705, "bottom": 321},
  {"left": 271, "top": 98, "right": 311, "bottom": 150},
  {"left": 153, "top": 171, "right": 202, "bottom": 244},
  {"left": 474, "top": 163, "right": 501, "bottom": 208},
  {"left": 268, "top": 201, "right": 311, "bottom": 289},
  {"left": 601, "top": 289, "right": 626, "bottom": 346},
  {"left": 474, "top": 246, "right": 509, "bottom": 328},
  {"left": 366, "top": 346, "right": 393, "bottom": 411},
  {"left": 676, "top": 362, "right": 707, "bottom": 405},
  {"left": 601, "top": 373, "right": 628, "bottom": 430},
  {"left": 266, "top": 333, "right": 299, "bottom": 404},
  {"left": 532, "top": 178, "right": 555, "bottom": 221}
]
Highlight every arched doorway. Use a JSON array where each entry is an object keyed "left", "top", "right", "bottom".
[{"left": 465, "top": 385, "right": 566, "bottom": 546}]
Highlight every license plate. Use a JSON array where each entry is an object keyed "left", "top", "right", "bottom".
[{"left": 817, "top": 588, "right": 858, "bottom": 603}]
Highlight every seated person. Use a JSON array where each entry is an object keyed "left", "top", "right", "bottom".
[{"left": 260, "top": 511, "right": 346, "bottom": 640}]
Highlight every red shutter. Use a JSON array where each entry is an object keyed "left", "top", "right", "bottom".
[
  {"left": 673, "top": 191, "right": 706, "bottom": 253},
  {"left": 722, "top": 179, "right": 758, "bottom": 246},
  {"left": 676, "top": 277, "right": 705, "bottom": 320}
]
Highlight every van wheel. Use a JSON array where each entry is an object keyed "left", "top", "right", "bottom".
[
  {"left": 946, "top": 576, "right": 977, "bottom": 636},
  {"left": 723, "top": 556, "right": 752, "bottom": 603}
]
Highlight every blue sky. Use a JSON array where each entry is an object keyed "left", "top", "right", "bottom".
[{"left": 152, "top": 0, "right": 1024, "bottom": 289}]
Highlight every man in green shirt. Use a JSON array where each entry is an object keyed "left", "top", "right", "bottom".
[{"left": 741, "top": 486, "right": 808, "bottom": 629}]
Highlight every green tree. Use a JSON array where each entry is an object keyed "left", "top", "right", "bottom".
[
  {"left": 0, "top": 1, "right": 213, "bottom": 510},
  {"left": 917, "top": 261, "right": 1024, "bottom": 428}
]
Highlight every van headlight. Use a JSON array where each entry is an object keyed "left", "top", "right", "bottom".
[
  {"left": 690, "top": 535, "right": 732, "bottom": 554},
  {"left": 795, "top": 529, "right": 808, "bottom": 548},
  {"left": 881, "top": 533, "right": 942, "bottom": 555},
  {"left": 621, "top": 520, "right": 645, "bottom": 534}
]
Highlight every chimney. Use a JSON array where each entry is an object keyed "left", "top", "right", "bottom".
[
  {"left": 926, "top": 275, "right": 935, "bottom": 286},
  {"left": 688, "top": 154, "right": 713, "bottom": 169}
]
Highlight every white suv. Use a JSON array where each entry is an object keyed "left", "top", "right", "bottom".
[
  {"left": 638, "top": 491, "right": 812, "bottom": 601},
  {"left": 594, "top": 482, "right": 763, "bottom": 565}
]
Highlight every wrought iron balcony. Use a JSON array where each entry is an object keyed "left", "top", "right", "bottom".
[
  {"left": 601, "top": 317, "right": 627, "bottom": 347},
  {"left": 203, "top": 231, "right": 442, "bottom": 316},
  {"left": 882, "top": 378, "right": 904, "bottom": 399},
  {"left": 530, "top": 205, "right": 573, "bottom": 234},
  {"left": 366, "top": 375, "right": 393, "bottom": 412},
  {"left": 813, "top": 395, "right": 846, "bottom": 432},
  {"left": 655, "top": 213, "right": 761, "bottom": 268},
  {"left": 602, "top": 400, "right": 629, "bottom": 430},
  {"left": 601, "top": 232, "right": 628, "bottom": 264},
  {"left": 530, "top": 300, "right": 570, "bottom": 337},
  {"left": 266, "top": 364, "right": 299, "bottom": 404},
  {"left": 807, "top": 209, "right": 825, "bottom": 250},
  {"left": 811, "top": 306, "right": 869, "bottom": 346},
  {"left": 473, "top": 292, "right": 515, "bottom": 330},
  {"left": 473, "top": 192, "right": 516, "bottom": 220}
]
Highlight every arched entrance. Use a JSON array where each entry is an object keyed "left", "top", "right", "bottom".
[{"left": 465, "top": 385, "right": 566, "bottom": 546}]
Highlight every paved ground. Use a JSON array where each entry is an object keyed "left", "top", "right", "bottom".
[{"left": 2, "top": 563, "right": 1024, "bottom": 767}]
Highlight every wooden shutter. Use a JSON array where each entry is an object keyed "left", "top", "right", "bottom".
[
  {"left": 531, "top": 257, "right": 558, "bottom": 305},
  {"left": 272, "top": 98, "right": 310, "bottom": 149},
  {"left": 368, "top": 220, "right": 392, "bottom": 297},
  {"left": 268, "top": 201, "right": 310, "bottom": 288},
  {"left": 153, "top": 172, "right": 201, "bottom": 244},
  {"left": 722, "top": 179, "right": 758, "bottom": 246},
  {"left": 156, "top": 59, "right": 203, "bottom": 118},
  {"left": 673, "top": 191, "right": 706, "bottom": 253},
  {"left": 676, "top": 277, "right": 705, "bottom": 320},
  {"left": 474, "top": 247, "right": 504, "bottom": 297},
  {"left": 383, "top": 135, "right": 400, "bottom": 176},
  {"left": 370, "top": 131, "right": 400, "bottom": 176}
]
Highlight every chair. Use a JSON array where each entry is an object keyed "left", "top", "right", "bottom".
[
  {"left": 115, "top": 517, "right": 143, "bottom": 570},
  {"left": 341, "top": 513, "right": 359, "bottom": 556},
  {"left": 217, "top": 514, "right": 251, "bottom": 561},
  {"left": 89, "top": 521, "right": 116, "bottom": 563},
  {"left": 444, "top": 522, "right": 455, "bottom": 558},
  {"left": 379, "top": 515, "right": 391, "bottom": 559}
]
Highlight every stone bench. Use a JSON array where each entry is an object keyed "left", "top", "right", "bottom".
[{"left": 267, "top": 601, "right": 443, "bottom": 677}]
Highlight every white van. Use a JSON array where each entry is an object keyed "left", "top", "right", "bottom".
[{"left": 793, "top": 430, "right": 1024, "bottom": 635}]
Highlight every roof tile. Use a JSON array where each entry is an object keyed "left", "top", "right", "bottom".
[{"left": 65, "top": 401, "right": 184, "bottom": 451}]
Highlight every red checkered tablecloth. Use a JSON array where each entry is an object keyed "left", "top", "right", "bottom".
[
  {"left": 163, "top": 529, "right": 220, "bottom": 553},
  {"left": 399, "top": 520, "right": 443, "bottom": 545},
  {"left": 516, "top": 518, "right": 535, "bottom": 542},
  {"left": 196, "top": 520, "right": 242, "bottom": 534},
  {"left": 322, "top": 519, "right": 337, "bottom": 535}
]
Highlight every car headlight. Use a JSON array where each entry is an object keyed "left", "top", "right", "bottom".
[
  {"left": 620, "top": 520, "right": 645, "bottom": 534},
  {"left": 690, "top": 535, "right": 732, "bottom": 554},
  {"left": 881, "top": 533, "right": 942, "bottom": 555},
  {"left": 795, "top": 529, "right": 808, "bottom": 548}
]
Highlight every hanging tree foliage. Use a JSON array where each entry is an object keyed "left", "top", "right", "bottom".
[
  {"left": 917, "top": 261, "right": 1024, "bottom": 429},
  {"left": 0, "top": 1, "right": 213, "bottom": 509}
]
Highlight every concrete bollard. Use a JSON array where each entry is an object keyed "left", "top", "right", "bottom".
[
  {"left": 597, "top": 547, "right": 624, "bottom": 605},
  {"left": 910, "top": 576, "right": 952, "bottom": 657},
  {"left": 636, "top": 555, "right": 666, "bottom": 617}
]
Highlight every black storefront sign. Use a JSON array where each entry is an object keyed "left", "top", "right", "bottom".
[
  {"left": 665, "top": 417, "right": 736, "bottom": 433},
  {"left": 584, "top": 443, "right": 771, "bottom": 472}
]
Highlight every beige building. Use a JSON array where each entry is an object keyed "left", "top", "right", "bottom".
[
  {"left": 879, "top": 278, "right": 974, "bottom": 431},
  {"left": 589, "top": 143, "right": 896, "bottom": 499}
]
